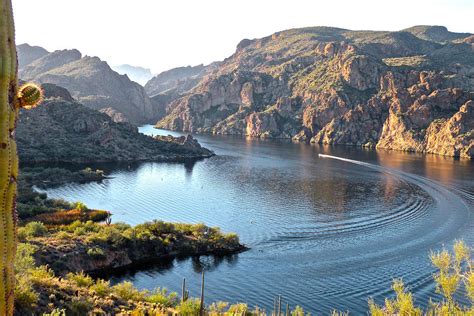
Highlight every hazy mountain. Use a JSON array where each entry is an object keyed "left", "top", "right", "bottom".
[
  {"left": 154, "top": 26, "right": 474, "bottom": 158},
  {"left": 18, "top": 45, "right": 165, "bottom": 125},
  {"left": 112, "top": 64, "right": 153, "bottom": 86},
  {"left": 17, "top": 43, "right": 49, "bottom": 69},
  {"left": 144, "top": 63, "right": 219, "bottom": 96}
]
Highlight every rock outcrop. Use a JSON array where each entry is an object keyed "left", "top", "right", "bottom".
[{"left": 152, "top": 26, "right": 473, "bottom": 158}]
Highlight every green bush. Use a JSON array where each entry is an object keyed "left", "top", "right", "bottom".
[
  {"left": 67, "top": 296, "right": 93, "bottom": 315},
  {"left": 42, "top": 309, "right": 66, "bottom": 316},
  {"left": 227, "top": 303, "right": 249, "bottom": 314},
  {"left": 87, "top": 246, "right": 105, "bottom": 259},
  {"left": 177, "top": 298, "right": 201, "bottom": 315},
  {"left": 66, "top": 271, "right": 94, "bottom": 288},
  {"left": 112, "top": 281, "right": 146, "bottom": 301},
  {"left": 18, "top": 221, "right": 48, "bottom": 239},
  {"left": 74, "top": 202, "right": 88, "bottom": 211},
  {"left": 145, "top": 288, "right": 178, "bottom": 307},
  {"left": 209, "top": 301, "right": 229, "bottom": 314},
  {"left": 90, "top": 279, "right": 111, "bottom": 298},
  {"left": 14, "top": 274, "right": 38, "bottom": 310}
]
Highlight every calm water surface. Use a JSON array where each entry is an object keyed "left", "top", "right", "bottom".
[{"left": 43, "top": 125, "right": 474, "bottom": 314}]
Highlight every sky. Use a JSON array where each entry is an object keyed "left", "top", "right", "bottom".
[{"left": 13, "top": 0, "right": 474, "bottom": 74}]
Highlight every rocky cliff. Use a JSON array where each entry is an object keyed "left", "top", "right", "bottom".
[
  {"left": 16, "top": 84, "right": 213, "bottom": 163},
  {"left": 18, "top": 46, "right": 163, "bottom": 125},
  {"left": 153, "top": 26, "right": 474, "bottom": 158}
]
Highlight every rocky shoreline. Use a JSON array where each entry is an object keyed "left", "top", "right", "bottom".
[{"left": 151, "top": 26, "right": 473, "bottom": 159}]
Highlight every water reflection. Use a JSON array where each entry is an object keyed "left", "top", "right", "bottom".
[{"left": 42, "top": 126, "right": 473, "bottom": 314}]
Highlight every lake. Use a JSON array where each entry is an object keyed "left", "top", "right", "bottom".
[{"left": 42, "top": 125, "right": 474, "bottom": 314}]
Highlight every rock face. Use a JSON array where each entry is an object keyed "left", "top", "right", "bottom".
[
  {"left": 152, "top": 26, "right": 474, "bottom": 158},
  {"left": 16, "top": 85, "right": 213, "bottom": 163},
  {"left": 18, "top": 46, "right": 162, "bottom": 125}
]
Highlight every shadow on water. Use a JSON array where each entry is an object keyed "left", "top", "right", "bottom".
[{"left": 104, "top": 254, "right": 239, "bottom": 284}]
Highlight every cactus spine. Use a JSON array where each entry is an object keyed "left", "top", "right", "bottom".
[
  {"left": 0, "top": 0, "right": 19, "bottom": 314},
  {"left": 17, "top": 83, "right": 43, "bottom": 109},
  {"left": 1, "top": 2, "right": 42, "bottom": 314}
]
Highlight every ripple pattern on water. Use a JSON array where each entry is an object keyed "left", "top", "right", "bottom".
[{"left": 41, "top": 127, "right": 474, "bottom": 314}]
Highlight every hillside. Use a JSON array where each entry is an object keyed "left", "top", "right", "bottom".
[
  {"left": 16, "top": 84, "right": 213, "bottom": 163},
  {"left": 152, "top": 26, "right": 474, "bottom": 158},
  {"left": 18, "top": 46, "right": 165, "bottom": 125}
]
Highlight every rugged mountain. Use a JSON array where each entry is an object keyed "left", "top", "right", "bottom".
[
  {"left": 18, "top": 46, "right": 162, "bottom": 125},
  {"left": 155, "top": 26, "right": 474, "bottom": 158},
  {"left": 403, "top": 25, "right": 472, "bottom": 43},
  {"left": 16, "top": 84, "right": 213, "bottom": 163},
  {"left": 112, "top": 64, "right": 153, "bottom": 86},
  {"left": 145, "top": 63, "right": 219, "bottom": 96},
  {"left": 17, "top": 43, "right": 49, "bottom": 69}
]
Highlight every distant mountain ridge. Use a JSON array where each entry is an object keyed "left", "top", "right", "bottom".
[
  {"left": 149, "top": 25, "right": 474, "bottom": 158},
  {"left": 112, "top": 64, "right": 153, "bottom": 86},
  {"left": 17, "top": 45, "right": 165, "bottom": 125},
  {"left": 145, "top": 63, "right": 220, "bottom": 96}
]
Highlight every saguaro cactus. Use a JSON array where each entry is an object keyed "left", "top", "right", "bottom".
[{"left": 0, "top": 1, "right": 42, "bottom": 314}]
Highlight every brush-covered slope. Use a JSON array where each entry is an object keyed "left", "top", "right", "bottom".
[
  {"left": 153, "top": 26, "right": 474, "bottom": 158},
  {"left": 16, "top": 84, "right": 213, "bottom": 163},
  {"left": 18, "top": 46, "right": 164, "bottom": 125}
]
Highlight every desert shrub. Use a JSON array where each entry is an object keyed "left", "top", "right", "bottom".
[
  {"left": 97, "top": 226, "right": 127, "bottom": 246},
  {"left": 43, "top": 309, "right": 66, "bottom": 316},
  {"left": 136, "top": 220, "right": 176, "bottom": 235},
  {"left": 87, "top": 246, "right": 105, "bottom": 259},
  {"left": 177, "top": 298, "right": 201, "bottom": 315},
  {"left": 145, "top": 288, "right": 178, "bottom": 307},
  {"left": 55, "top": 231, "right": 70, "bottom": 239},
  {"left": 74, "top": 202, "right": 88, "bottom": 211},
  {"left": 369, "top": 240, "right": 473, "bottom": 315},
  {"left": 29, "top": 265, "right": 55, "bottom": 286},
  {"left": 227, "top": 303, "right": 249, "bottom": 314},
  {"left": 209, "top": 301, "right": 229, "bottom": 314},
  {"left": 67, "top": 295, "right": 93, "bottom": 315},
  {"left": 368, "top": 279, "right": 421, "bottom": 315},
  {"left": 112, "top": 281, "right": 146, "bottom": 301},
  {"left": 15, "top": 243, "right": 38, "bottom": 274},
  {"left": 18, "top": 221, "right": 48, "bottom": 239},
  {"left": 291, "top": 306, "right": 307, "bottom": 316},
  {"left": 66, "top": 271, "right": 94, "bottom": 288},
  {"left": 90, "top": 279, "right": 111, "bottom": 298},
  {"left": 14, "top": 272, "right": 39, "bottom": 310},
  {"left": 14, "top": 243, "right": 40, "bottom": 310},
  {"left": 73, "top": 226, "right": 87, "bottom": 236}
]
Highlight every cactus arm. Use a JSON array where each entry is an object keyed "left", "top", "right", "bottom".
[{"left": 0, "top": 0, "right": 18, "bottom": 314}]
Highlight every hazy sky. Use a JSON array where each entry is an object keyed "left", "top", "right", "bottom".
[{"left": 13, "top": 0, "right": 474, "bottom": 74}]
